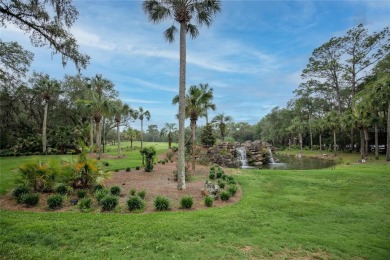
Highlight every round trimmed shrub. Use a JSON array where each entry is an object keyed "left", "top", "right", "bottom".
[
  {"left": 100, "top": 195, "right": 118, "bottom": 211},
  {"left": 227, "top": 184, "right": 238, "bottom": 196},
  {"left": 217, "top": 180, "right": 225, "bottom": 189},
  {"left": 135, "top": 166, "right": 140, "bottom": 170},
  {"left": 180, "top": 196, "right": 194, "bottom": 209},
  {"left": 77, "top": 189, "right": 88, "bottom": 199},
  {"left": 209, "top": 172, "right": 216, "bottom": 180},
  {"left": 93, "top": 184, "right": 104, "bottom": 192},
  {"left": 220, "top": 191, "right": 231, "bottom": 201},
  {"left": 94, "top": 189, "right": 108, "bottom": 205},
  {"left": 204, "top": 195, "right": 213, "bottom": 207},
  {"left": 137, "top": 190, "right": 146, "bottom": 200},
  {"left": 21, "top": 193, "right": 40, "bottom": 207},
  {"left": 78, "top": 198, "right": 92, "bottom": 211},
  {"left": 154, "top": 195, "right": 170, "bottom": 211},
  {"left": 127, "top": 196, "right": 145, "bottom": 211},
  {"left": 12, "top": 186, "right": 30, "bottom": 203},
  {"left": 126, "top": 167, "right": 131, "bottom": 172},
  {"left": 47, "top": 194, "right": 64, "bottom": 209},
  {"left": 110, "top": 186, "right": 121, "bottom": 196},
  {"left": 55, "top": 184, "right": 72, "bottom": 195}
]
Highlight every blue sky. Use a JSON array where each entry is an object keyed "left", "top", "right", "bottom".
[{"left": 2, "top": 0, "right": 390, "bottom": 130}]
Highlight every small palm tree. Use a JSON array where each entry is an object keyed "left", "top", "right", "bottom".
[
  {"left": 161, "top": 123, "right": 177, "bottom": 149},
  {"left": 199, "top": 83, "right": 216, "bottom": 123},
  {"left": 173, "top": 84, "right": 214, "bottom": 171},
  {"left": 143, "top": 0, "right": 221, "bottom": 190},
  {"left": 125, "top": 128, "right": 140, "bottom": 151},
  {"left": 212, "top": 113, "right": 232, "bottom": 142}
]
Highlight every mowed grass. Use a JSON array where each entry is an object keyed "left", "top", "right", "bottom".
[
  {"left": 1, "top": 150, "right": 389, "bottom": 259},
  {"left": 0, "top": 142, "right": 170, "bottom": 195}
]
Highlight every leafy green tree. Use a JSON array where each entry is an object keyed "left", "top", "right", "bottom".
[
  {"left": 0, "top": 40, "right": 33, "bottom": 90},
  {"left": 0, "top": 0, "right": 89, "bottom": 69},
  {"left": 200, "top": 123, "right": 216, "bottom": 146},
  {"left": 160, "top": 123, "right": 177, "bottom": 149},
  {"left": 147, "top": 124, "right": 159, "bottom": 142},
  {"left": 212, "top": 113, "right": 232, "bottom": 142},
  {"left": 143, "top": 0, "right": 221, "bottom": 190},
  {"left": 173, "top": 84, "right": 214, "bottom": 171}
]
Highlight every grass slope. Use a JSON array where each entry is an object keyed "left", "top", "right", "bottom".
[{"left": 1, "top": 161, "right": 389, "bottom": 259}]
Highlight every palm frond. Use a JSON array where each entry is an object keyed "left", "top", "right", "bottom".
[
  {"left": 164, "top": 25, "right": 178, "bottom": 42},
  {"left": 187, "top": 23, "right": 199, "bottom": 39}
]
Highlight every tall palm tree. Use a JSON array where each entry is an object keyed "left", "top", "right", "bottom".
[
  {"left": 143, "top": 0, "right": 221, "bottom": 190},
  {"left": 35, "top": 75, "right": 60, "bottom": 154},
  {"left": 79, "top": 75, "right": 114, "bottom": 159},
  {"left": 173, "top": 84, "right": 214, "bottom": 171},
  {"left": 199, "top": 83, "right": 216, "bottom": 123},
  {"left": 161, "top": 123, "right": 177, "bottom": 149},
  {"left": 112, "top": 100, "right": 131, "bottom": 158},
  {"left": 137, "top": 107, "right": 151, "bottom": 151},
  {"left": 212, "top": 113, "right": 232, "bottom": 142}
]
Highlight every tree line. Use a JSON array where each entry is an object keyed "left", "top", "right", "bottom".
[{"left": 257, "top": 24, "right": 390, "bottom": 161}]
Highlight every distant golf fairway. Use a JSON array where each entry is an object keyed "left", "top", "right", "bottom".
[{"left": 1, "top": 150, "right": 389, "bottom": 259}]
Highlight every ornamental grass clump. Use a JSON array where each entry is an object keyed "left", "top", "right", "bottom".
[
  {"left": 12, "top": 186, "right": 30, "bottom": 203},
  {"left": 130, "top": 188, "right": 137, "bottom": 196},
  {"left": 137, "top": 190, "right": 146, "bottom": 200},
  {"left": 94, "top": 189, "right": 108, "bottom": 205},
  {"left": 55, "top": 184, "right": 73, "bottom": 195},
  {"left": 110, "top": 186, "right": 121, "bottom": 196},
  {"left": 100, "top": 195, "right": 118, "bottom": 211},
  {"left": 220, "top": 190, "right": 231, "bottom": 201},
  {"left": 21, "top": 193, "right": 40, "bottom": 207},
  {"left": 180, "top": 196, "right": 194, "bottom": 209},
  {"left": 154, "top": 195, "right": 170, "bottom": 211},
  {"left": 77, "top": 189, "right": 88, "bottom": 199},
  {"left": 227, "top": 184, "right": 238, "bottom": 196},
  {"left": 127, "top": 196, "right": 145, "bottom": 212},
  {"left": 47, "top": 194, "right": 63, "bottom": 209},
  {"left": 78, "top": 198, "right": 92, "bottom": 212},
  {"left": 204, "top": 195, "right": 213, "bottom": 207},
  {"left": 217, "top": 180, "right": 225, "bottom": 189}
]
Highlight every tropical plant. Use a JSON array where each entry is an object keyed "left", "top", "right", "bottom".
[
  {"left": 212, "top": 113, "right": 232, "bottom": 142},
  {"left": 124, "top": 128, "right": 139, "bottom": 151},
  {"left": 140, "top": 146, "right": 156, "bottom": 172},
  {"left": 160, "top": 123, "right": 177, "bottom": 148},
  {"left": 173, "top": 84, "right": 215, "bottom": 171},
  {"left": 143, "top": 0, "right": 221, "bottom": 190}
]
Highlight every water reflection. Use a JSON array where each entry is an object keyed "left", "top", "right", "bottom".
[{"left": 259, "top": 154, "right": 335, "bottom": 170}]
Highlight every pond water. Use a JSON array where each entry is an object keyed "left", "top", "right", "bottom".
[{"left": 258, "top": 153, "right": 336, "bottom": 170}]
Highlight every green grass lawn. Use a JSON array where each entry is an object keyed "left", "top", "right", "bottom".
[{"left": 0, "top": 143, "right": 389, "bottom": 259}]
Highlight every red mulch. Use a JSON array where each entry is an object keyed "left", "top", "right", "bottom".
[{"left": 0, "top": 162, "right": 241, "bottom": 214}]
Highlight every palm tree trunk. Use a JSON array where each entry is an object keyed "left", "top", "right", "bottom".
[
  {"left": 42, "top": 101, "right": 48, "bottom": 153},
  {"left": 364, "top": 128, "right": 368, "bottom": 157},
  {"left": 359, "top": 128, "right": 364, "bottom": 160},
  {"left": 333, "top": 129, "right": 337, "bottom": 154},
  {"left": 309, "top": 115, "right": 313, "bottom": 150},
  {"left": 191, "top": 120, "right": 196, "bottom": 172},
  {"left": 141, "top": 119, "right": 144, "bottom": 151},
  {"left": 117, "top": 122, "right": 121, "bottom": 158},
  {"left": 96, "top": 119, "right": 101, "bottom": 160},
  {"left": 387, "top": 102, "right": 390, "bottom": 161},
  {"left": 374, "top": 122, "right": 379, "bottom": 160},
  {"left": 177, "top": 22, "right": 187, "bottom": 190},
  {"left": 90, "top": 116, "right": 94, "bottom": 152},
  {"left": 319, "top": 133, "right": 322, "bottom": 152}
]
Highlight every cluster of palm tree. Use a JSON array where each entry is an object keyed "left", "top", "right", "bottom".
[{"left": 258, "top": 24, "right": 390, "bottom": 161}]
